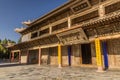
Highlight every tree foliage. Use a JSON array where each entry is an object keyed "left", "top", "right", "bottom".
[
  {"left": 1, "top": 38, "right": 7, "bottom": 44},
  {"left": 18, "top": 37, "right": 22, "bottom": 43},
  {"left": 0, "top": 39, "right": 1, "bottom": 44},
  {"left": 0, "top": 44, "right": 8, "bottom": 59},
  {"left": 0, "top": 38, "right": 16, "bottom": 59}
]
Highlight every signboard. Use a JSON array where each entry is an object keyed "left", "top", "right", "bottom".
[
  {"left": 95, "top": 38, "right": 103, "bottom": 66},
  {"left": 57, "top": 28, "right": 89, "bottom": 45},
  {"left": 71, "top": 0, "right": 91, "bottom": 13}
]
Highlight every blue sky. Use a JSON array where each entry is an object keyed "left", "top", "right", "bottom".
[{"left": 0, "top": 0, "right": 68, "bottom": 42}]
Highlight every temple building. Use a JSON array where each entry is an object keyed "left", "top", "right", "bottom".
[{"left": 9, "top": 0, "right": 120, "bottom": 70}]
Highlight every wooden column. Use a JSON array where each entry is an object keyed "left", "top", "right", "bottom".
[
  {"left": 19, "top": 51, "right": 21, "bottom": 64},
  {"left": 38, "top": 48, "right": 41, "bottom": 66},
  {"left": 27, "top": 50, "right": 29, "bottom": 64},
  {"left": 11, "top": 52, "right": 14, "bottom": 62},
  {"left": 49, "top": 26, "right": 52, "bottom": 34},
  {"left": 58, "top": 44, "right": 62, "bottom": 68},
  {"left": 99, "top": 5, "right": 105, "bottom": 18},
  {"left": 95, "top": 38, "right": 104, "bottom": 72},
  {"left": 10, "top": 52, "right": 12, "bottom": 62},
  {"left": 68, "top": 17, "right": 71, "bottom": 28}
]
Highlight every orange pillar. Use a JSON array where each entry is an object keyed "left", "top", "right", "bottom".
[
  {"left": 95, "top": 38, "right": 104, "bottom": 72},
  {"left": 58, "top": 44, "right": 62, "bottom": 68},
  {"left": 38, "top": 48, "right": 41, "bottom": 65}
]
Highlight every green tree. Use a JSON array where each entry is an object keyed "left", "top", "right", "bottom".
[
  {"left": 0, "top": 39, "right": 1, "bottom": 44},
  {"left": 8, "top": 39, "right": 16, "bottom": 44},
  {"left": 0, "top": 44, "right": 8, "bottom": 59},
  {"left": 0, "top": 39, "right": 16, "bottom": 59},
  {"left": 18, "top": 37, "right": 22, "bottom": 43},
  {"left": 1, "top": 38, "right": 7, "bottom": 44}
]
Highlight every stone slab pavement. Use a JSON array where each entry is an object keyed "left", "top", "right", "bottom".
[{"left": 0, "top": 64, "right": 120, "bottom": 80}]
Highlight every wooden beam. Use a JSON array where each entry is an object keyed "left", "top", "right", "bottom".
[
  {"left": 40, "top": 43, "right": 58, "bottom": 49},
  {"left": 19, "top": 51, "right": 21, "bottom": 64},
  {"left": 68, "top": 17, "right": 71, "bottom": 28},
  {"left": 89, "top": 33, "right": 120, "bottom": 41},
  {"left": 12, "top": 50, "right": 20, "bottom": 53},
  {"left": 38, "top": 48, "right": 41, "bottom": 66}
]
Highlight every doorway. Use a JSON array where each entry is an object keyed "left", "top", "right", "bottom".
[
  {"left": 28, "top": 49, "right": 39, "bottom": 64},
  {"left": 81, "top": 43, "right": 92, "bottom": 64}
]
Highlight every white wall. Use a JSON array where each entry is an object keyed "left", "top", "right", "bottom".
[{"left": 21, "top": 33, "right": 31, "bottom": 42}]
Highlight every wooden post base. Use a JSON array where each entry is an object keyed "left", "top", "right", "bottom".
[
  {"left": 58, "top": 64, "right": 62, "bottom": 68},
  {"left": 97, "top": 66, "right": 105, "bottom": 72}
]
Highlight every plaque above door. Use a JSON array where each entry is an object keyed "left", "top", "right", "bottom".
[{"left": 57, "top": 28, "right": 89, "bottom": 45}]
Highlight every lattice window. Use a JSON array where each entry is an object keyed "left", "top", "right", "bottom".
[
  {"left": 72, "top": 10, "right": 99, "bottom": 25},
  {"left": 27, "top": 20, "right": 49, "bottom": 34},
  {"left": 88, "top": 0, "right": 108, "bottom": 5},
  {"left": 40, "top": 21, "right": 49, "bottom": 27},
  {"left": 52, "top": 22, "right": 68, "bottom": 32},
  {"left": 105, "top": 2, "right": 120, "bottom": 14},
  {"left": 49, "top": 9, "right": 70, "bottom": 23},
  {"left": 39, "top": 28, "right": 49, "bottom": 36},
  {"left": 31, "top": 32, "right": 38, "bottom": 39}
]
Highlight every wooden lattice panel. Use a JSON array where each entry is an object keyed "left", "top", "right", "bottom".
[
  {"left": 72, "top": 10, "right": 99, "bottom": 25},
  {"left": 57, "top": 28, "right": 89, "bottom": 45},
  {"left": 39, "top": 28, "right": 49, "bottom": 36},
  {"left": 52, "top": 21, "right": 68, "bottom": 32},
  {"left": 105, "top": 1, "right": 120, "bottom": 14},
  {"left": 49, "top": 9, "right": 71, "bottom": 23},
  {"left": 96, "top": 25, "right": 114, "bottom": 35},
  {"left": 84, "top": 20, "right": 120, "bottom": 38}
]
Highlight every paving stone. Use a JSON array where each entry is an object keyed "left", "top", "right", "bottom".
[{"left": 0, "top": 64, "right": 120, "bottom": 80}]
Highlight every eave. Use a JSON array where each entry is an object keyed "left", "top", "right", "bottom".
[{"left": 19, "top": 0, "right": 77, "bottom": 33}]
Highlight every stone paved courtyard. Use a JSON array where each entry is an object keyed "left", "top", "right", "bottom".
[{"left": 0, "top": 64, "right": 120, "bottom": 80}]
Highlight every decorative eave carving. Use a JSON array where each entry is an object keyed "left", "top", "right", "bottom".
[
  {"left": 57, "top": 28, "right": 89, "bottom": 45},
  {"left": 22, "top": 20, "right": 31, "bottom": 26},
  {"left": 14, "top": 27, "right": 26, "bottom": 33}
]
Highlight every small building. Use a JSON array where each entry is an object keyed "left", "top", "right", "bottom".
[{"left": 9, "top": 0, "right": 120, "bottom": 70}]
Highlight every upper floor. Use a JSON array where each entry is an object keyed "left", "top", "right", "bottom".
[{"left": 18, "top": 0, "right": 120, "bottom": 42}]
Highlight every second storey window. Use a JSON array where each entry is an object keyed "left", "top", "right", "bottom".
[
  {"left": 31, "top": 32, "right": 38, "bottom": 39},
  {"left": 39, "top": 28, "right": 49, "bottom": 36},
  {"left": 52, "top": 21, "right": 68, "bottom": 32},
  {"left": 72, "top": 10, "right": 99, "bottom": 26},
  {"left": 105, "top": 1, "right": 120, "bottom": 14}
]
